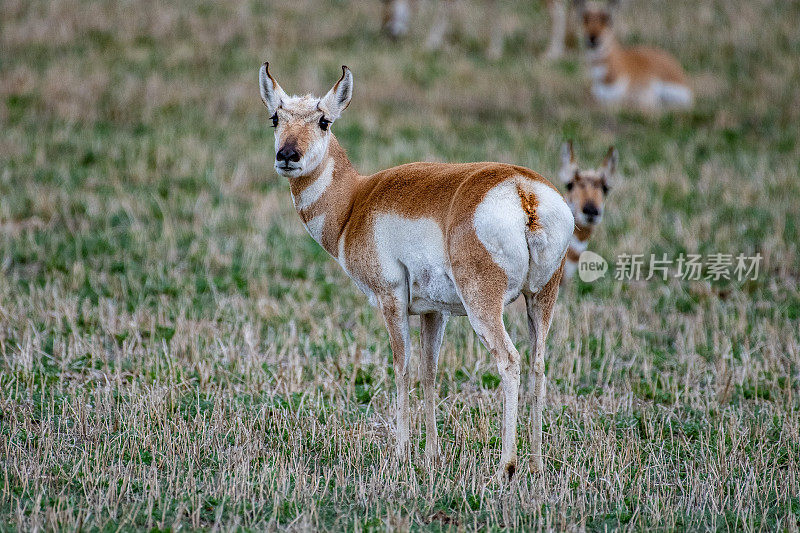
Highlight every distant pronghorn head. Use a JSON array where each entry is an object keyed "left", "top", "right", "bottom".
[
  {"left": 577, "top": 0, "right": 617, "bottom": 52},
  {"left": 559, "top": 141, "right": 616, "bottom": 227},
  {"left": 259, "top": 63, "right": 353, "bottom": 178}
]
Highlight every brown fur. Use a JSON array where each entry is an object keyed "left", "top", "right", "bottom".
[{"left": 566, "top": 246, "right": 582, "bottom": 262}]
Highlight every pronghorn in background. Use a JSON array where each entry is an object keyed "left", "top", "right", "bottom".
[
  {"left": 259, "top": 63, "right": 574, "bottom": 478},
  {"left": 580, "top": 0, "right": 692, "bottom": 110},
  {"left": 543, "top": 0, "right": 588, "bottom": 60},
  {"left": 381, "top": 0, "right": 505, "bottom": 59},
  {"left": 382, "top": 0, "right": 580, "bottom": 60},
  {"left": 559, "top": 141, "right": 616, "bottom": 282}
]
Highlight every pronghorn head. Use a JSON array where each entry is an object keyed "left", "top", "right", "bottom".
[
  {"left": 578, "top": 1, "right": 616, "bottom": 52},
  {"left": 559, "top": 141, "right": 616, "bottom": 227},
  {"left": 259, "top": 63, "right": 353, "bottom": 178}
]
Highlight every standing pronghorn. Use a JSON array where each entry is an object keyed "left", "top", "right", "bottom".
[
  {"left": 382, "top": 0, "right": 505, "bottom": 58},
  {"left": 259, "top": 63, "right": 574, "bottom": 478},
  {"left": 580, "top": 0, "right": 692, "bottom": 110},
  {"left": 558, "top": 141, "right": 616, "bottom": 282},
  {"left": 382, "top": 0, "right": 576, "bottom": 60}
]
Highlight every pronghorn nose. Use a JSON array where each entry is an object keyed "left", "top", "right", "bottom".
[
  {"left": 582, "top": 203, "right": 600, "bottom": 218},
  {"left": 276, "top": 145, "right": 301, "bottom": 163}
]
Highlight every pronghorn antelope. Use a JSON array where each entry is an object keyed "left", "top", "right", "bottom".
[
  {"left": 259, "top": 63, "right": 574, "bottom": 478},
  {"left": 383, "top": 0, "right": 574, "bottom": 60},
  {"left": 382, "top": 0, "right": 505, "bottom": 58},
  {"left": 580, "top": 0, "right": 692, "bottom": 110},
  {"left": 558, "top": 141, "right": 616, "bottom": 282}
]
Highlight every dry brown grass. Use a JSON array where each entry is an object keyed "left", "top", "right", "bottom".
[{"left": 1, "top": 0, "right": 799, "bottom": 530}]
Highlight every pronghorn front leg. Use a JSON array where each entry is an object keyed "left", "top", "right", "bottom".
[
  {"left": 379, "top": 294, "right": 413, "bottom": 459},
  {"left": 420, "top": 311, "right": 447, "bottom": 467},
  {"left": 544, "top": 0, "right": 568, "bottom": 60}
]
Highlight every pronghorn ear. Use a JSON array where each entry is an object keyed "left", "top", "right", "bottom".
[
  {"left": 600, "top": 146, "right": 618, "bottom": 180},
  {"left": 559, "top": 140, "right": 578, "bottom": 183},
  {"left": 320, "top": 66, "right": 353, "bottom": 121},
  {"left": 259, "top": 62, "right": 288, "bottom": 116}
]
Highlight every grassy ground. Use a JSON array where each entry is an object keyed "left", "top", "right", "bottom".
[{"left": 1, "top": 0, "right": 799, "bottom": 530}]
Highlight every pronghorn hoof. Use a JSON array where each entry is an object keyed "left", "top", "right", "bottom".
[
  {"left": 495, "top": 459, "right": 517, "bottom": 484},
  {"left": 424, "top": 450, "right": 442, "bottom": 470},
  {"left": 396, "top": 442, "right": 411, "bottom": 461}
]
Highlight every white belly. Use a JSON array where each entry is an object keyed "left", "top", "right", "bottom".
[{"left": 373, "top": 214, "right": 464, "bottom": 314}]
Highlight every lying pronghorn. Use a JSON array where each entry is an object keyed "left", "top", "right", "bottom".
[
  {"left": 580, "top": 1, "right": 692, "bottom": 110},
  {"left": 559, "top": 141, "right": 616, "bottom": 281},
  {"left": 259, "top": 62, "right": 574, "bottom": 478}
]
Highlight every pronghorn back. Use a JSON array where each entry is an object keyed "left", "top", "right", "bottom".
[{"left": 338, "top": 161, "right": 573, "bottom": 315}]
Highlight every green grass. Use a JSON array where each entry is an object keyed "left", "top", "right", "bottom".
[{"left": 1, "top": 0, "right": 799, "bottom": 530}]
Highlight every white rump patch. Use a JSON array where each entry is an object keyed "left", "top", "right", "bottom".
[
  {"left": 473, "top": 181, "right": 531, "bottom": 301},
  {"left": 523, "top": 181, "right": 574, "bottom": 293},
  {"left": 654, "top": 81, "right": 693, "bottom": 108},
  {"left": 296, "top": 158, "right": 333, "bottom": 211}
]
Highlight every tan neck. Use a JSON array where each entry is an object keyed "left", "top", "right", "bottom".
[
  {"left": 288, "top": 135, "right": 361, "bottom": 257},
  {"left": 573, "top": 223, "right": 593, "bottom": 242}
]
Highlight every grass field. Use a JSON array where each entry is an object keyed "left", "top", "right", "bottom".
[{"left": 2, "top": 0, "right": 799, "bottom": 530}]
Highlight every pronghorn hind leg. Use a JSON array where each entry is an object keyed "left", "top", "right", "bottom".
[
  {"left": 524, "top": 259, "right": 565, "bottom": 473},
  {"left": 467, "top": 308, "right": 521, "bottom": 481},
  {"left": 453, "top": 275, "right": 521, "bottom": 480},
  {"left": 419, "top": 311, "right": 447, "bottom": 468},
  {"left": 378, "top": 293, "right": 413, "bottom": 460}
]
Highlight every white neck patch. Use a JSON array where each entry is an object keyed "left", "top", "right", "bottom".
[
  {"left": 569, "top": 234, "right": 588, "bottom": 253},
  {"left": 303, "top": 213, "right": 326, "bottom": 243},
  {"left": 297, "top": 158, "right": 334, "bottom": 211}
]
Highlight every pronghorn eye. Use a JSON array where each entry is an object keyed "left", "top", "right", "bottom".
[
  {"left": 270, "top": 113, "right": 278, "bottom": 128},
  {"left": 602, "top": 183, "right": 610, "bottom": 194},
  {"left": 319, "top": 117, "right": 330, "bottom": 131},
  {"left": 566, "top": 182, "right": 574, "bottom": 191}
]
